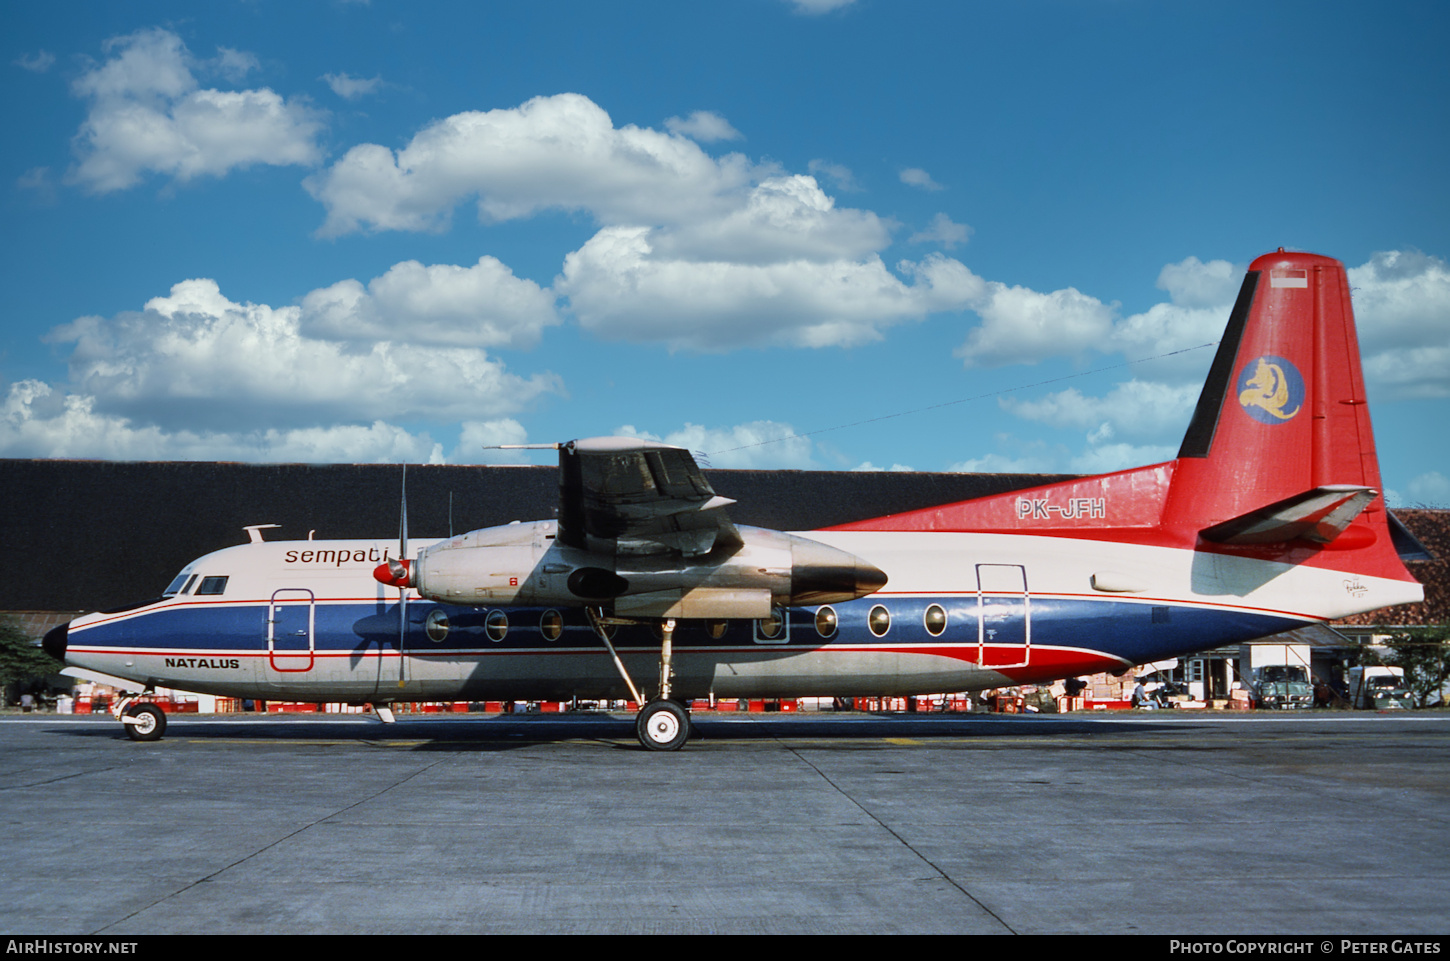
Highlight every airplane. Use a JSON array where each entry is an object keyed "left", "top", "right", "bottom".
[{"left": 43, "top": 249, "right": 1426, "bottom": 750}]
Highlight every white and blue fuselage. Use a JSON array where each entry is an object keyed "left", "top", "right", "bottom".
[{"left": 56, "top": 523, "right": 1415, "bottom": 705}]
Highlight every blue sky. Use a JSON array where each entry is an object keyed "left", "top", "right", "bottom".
[{"left": 3, "top": 0, "right": 1448, "bottom": 506}]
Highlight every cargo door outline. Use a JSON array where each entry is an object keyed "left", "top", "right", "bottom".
[
  {"left": 976, "top": 563, "right": 1030, "bottom": 669},
  {"left": 268, "top": 588, "right": 316, "bottom": 672}
]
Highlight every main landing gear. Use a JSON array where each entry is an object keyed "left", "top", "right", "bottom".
[
  {"left": 636, "top": 698, "right": 690, "bottom": 752},
  {"left": 114, "top": 692, "right": 167, "bottom": 742},
  {"left": 589, "top": 609, "right": 694, "bottom": 752}
]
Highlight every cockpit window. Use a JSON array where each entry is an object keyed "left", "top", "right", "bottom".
[
  {"left": 195, "top": 576, "right": 230, "bottom": 596},
  {"left": 163, "top": 572, "right": 192, "bottom": 596}
]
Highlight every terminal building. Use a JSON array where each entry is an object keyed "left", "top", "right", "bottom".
[{"left": 4, "top": 458, "right": 1445, "bottom": 712}]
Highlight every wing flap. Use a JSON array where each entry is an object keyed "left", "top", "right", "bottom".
[{"left": 613, "top": 587, "right": 773, "bottom": 619}]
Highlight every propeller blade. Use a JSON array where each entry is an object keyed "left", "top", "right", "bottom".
[
  {"left": 397, "top": 464, "right": 408, "bottom": 687},
  {"left": 400, "top": 463, "right": 408, "bottom": 560}
]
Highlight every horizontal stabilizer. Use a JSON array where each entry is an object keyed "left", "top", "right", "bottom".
[
  {"left": 1199, "top": 485, "right": 1376, "bottom": 546},
  {"left": 1388, "top": 511, "right": 1435, "bottom": 562}
]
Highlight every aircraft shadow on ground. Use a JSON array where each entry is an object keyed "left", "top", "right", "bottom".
[{"left": 47, "top": 711, "right": 1187, "bottom": 752}]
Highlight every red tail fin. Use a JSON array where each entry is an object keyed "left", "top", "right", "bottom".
[{"left": 1163, "top": 250, "right": 1383, "bottom": 534}]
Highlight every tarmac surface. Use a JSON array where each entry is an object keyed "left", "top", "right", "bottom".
[{"left": 3, "top": 709, "right": 1449, "bottom": 935}]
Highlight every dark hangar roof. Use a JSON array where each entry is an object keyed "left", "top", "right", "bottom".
[{"left": 2, "top": 459, "right": 1075, "bottom": 612}]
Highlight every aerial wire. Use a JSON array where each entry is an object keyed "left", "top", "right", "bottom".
[{"left": 707, "top": 341, "right": 1218, "bottom": 457}]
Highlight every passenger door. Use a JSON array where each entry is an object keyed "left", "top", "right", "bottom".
[{"left": 267, "top": 588, "right": 316, "bottom": 673}]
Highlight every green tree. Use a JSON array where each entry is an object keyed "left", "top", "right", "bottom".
[
  {"left": 0, "top": 617, "right": 63, "bottom": 703},
  {"left": 1375, "top": 625, "right": 1450, "bottom": 708}
]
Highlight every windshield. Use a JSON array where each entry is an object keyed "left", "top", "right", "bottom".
[
  {"left": 162, "top": 570, "right": 196, "bottom": 597},
  {"left": 1369, "top": 676, "right": 1402, "bottom": 689}
]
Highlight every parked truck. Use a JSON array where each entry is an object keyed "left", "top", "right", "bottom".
[
  {"left": 1348, "top": 665, "right": 1413, "bottom": 710},
  {"left": 1239, "top": 643, "right": 1314, "bottom": 710}
]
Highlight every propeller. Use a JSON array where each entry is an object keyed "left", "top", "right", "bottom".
[
  {"left": 386, "top": 465, "right": 408, "bottom": 689},
  {"left": 372, "top": 464, "right": 413, "bottom": 588},
  {"left": 368, "top": 465, "right": 413, "bottom": 690},
  {"left": 397, "top": 465, "right": 407, "bottom": 686}
]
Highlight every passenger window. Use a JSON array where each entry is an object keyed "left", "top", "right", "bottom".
[
  {"left": 195, "top": 576, "right": 229, "bottom": 596},
  {"left": 486, "top": 611, "right": 509, "bottom": 642},
  {"left": 426, "top": 609, "right": 450, "bottom": 643},
  {"left": 756, "top": 609, "right": 786, "bottom": 642},
  {"left": 868, "top": 605, "right": 890, "bottom": 637},
  {"left": 815, "top": 607, "right": 837, "bottom": 638},
  {"left": 540, "top": 610, "right": 563, "bottom": 641},
  {"left": 924, "top": 604, "right": 947, "bottom": 636}
]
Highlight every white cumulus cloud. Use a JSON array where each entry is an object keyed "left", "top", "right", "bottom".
[
  {"left": 559, "top": 228, "right": 978, "bottom": 350},
  {"left": 618, "top": 421, "right": 814, "bottom": 469},
  {"left": 664, "top": 110, "right": 742, "bottom": 142},
  {"left": 909, "top": 212, "right": 972, "bottom": 249},
  {"left": 301, "top": 256, "right": 560, "bottom": 349},
  {"left": 45, "top": 277, "right": 560, "bottom": 433},
  {"left": 322, "top": 72, "right": 384, "bottom": 100},
  {"left": 1349, "top": 249, "right": 1450, "bottom": 399},
  {"left": 305, "top": 92, "right": 754, "bottom": 236},
  {"left": 67, "top": 27, "right": 325, "bottom": 193},
  {"left": 1, "top": 379, "right": 447, "bottom": 463},
  {"left": 956, "top": 282, "right": 1116, "bottom": 368},
  {"left": 1002, "top": 380, "right": 1201, "bottom": 441},
  {"left": 648, "top": 175, "right": 891, "bottom": 265},
  {"left": 900, "top": 167, "right": 943, "bottom": 191}
]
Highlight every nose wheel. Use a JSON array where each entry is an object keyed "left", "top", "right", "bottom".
[
  {"left": 636, "top": 698, "right": 690, "bottom": 751},
  {"left": 114, "top": 694, "right": 167, "bottom": 742}
]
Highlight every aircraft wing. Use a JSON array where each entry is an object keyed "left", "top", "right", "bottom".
[{"left": 556, "top": 437, "right": 741, "bottom": 557}]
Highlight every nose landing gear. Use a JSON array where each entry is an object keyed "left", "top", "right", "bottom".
[{"left": 113, "top": 692, "right": 167, "bottom": 742}]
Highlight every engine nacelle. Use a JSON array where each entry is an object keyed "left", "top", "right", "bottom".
[{"left": 374, "top": 520, "right": 885, "bottom": 619}]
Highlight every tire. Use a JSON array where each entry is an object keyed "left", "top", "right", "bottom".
[
  {"left": 125, "top": 704, "right": 167, "bottom": 742},
  {"left": 635, "top": 699, "right": 690, "bottom": 752}
]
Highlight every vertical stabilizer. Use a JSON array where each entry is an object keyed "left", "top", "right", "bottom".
[{"left": 1163, "top": 250, "right": 1384, "bottom": 537}]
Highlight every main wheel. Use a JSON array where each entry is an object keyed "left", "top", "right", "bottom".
[
  {"left": 635, "top": 699, "right": 690, "bottom": 752},
  {"left": 124, "top": 703, "right": 167, "bottom": 742}
]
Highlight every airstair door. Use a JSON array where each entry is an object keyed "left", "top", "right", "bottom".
[{"left": 976, "top": 564, "right": 1030, "bottom": 670}]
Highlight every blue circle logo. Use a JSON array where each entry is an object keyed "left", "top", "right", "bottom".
[{"left": 1237, "top": 355, "right": 1304, "bottom": 424}]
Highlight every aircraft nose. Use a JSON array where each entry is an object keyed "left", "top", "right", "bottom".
[{"left": 42, "top": 621, "right": 69, "bottom": 662}]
